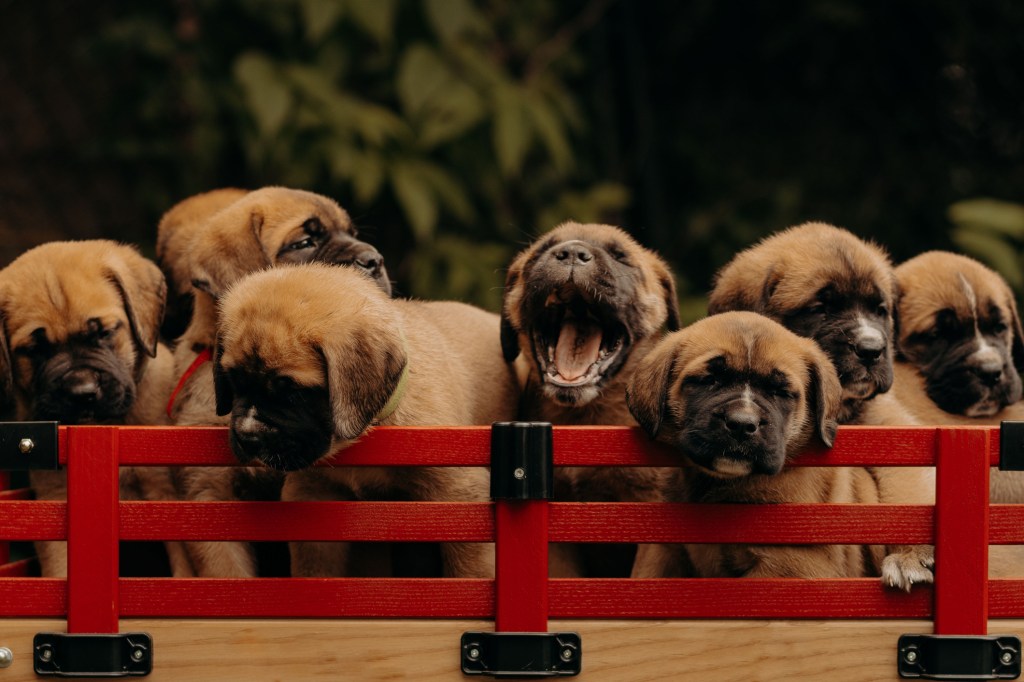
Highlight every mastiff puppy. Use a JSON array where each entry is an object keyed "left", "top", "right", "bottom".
[
  {"left": 893, "top": 251, "right": 1024, "bottom": 506},
  {"left": 708, "top": 222, "right": 934, "bottom": 589},
  {"left": 214, "top": 264, "right": 518, "bottom": 578},
  {"left": 0, "top": 241, "right": 179, "bottom": 576},
  {"left": 500, "top": 221, "right": 681, "bottom": 577},
  {"left": 894, "top": 251, "right": 1024, "bottom": 419},
  {"left": 626, "top": 312, "right": 887, "bottom": 579},
  {"left": 156, "top": 186, "right": 390, "bottom": 341},
  {"left": 162, "top": 187, "right": 393, "bottom": 577}
]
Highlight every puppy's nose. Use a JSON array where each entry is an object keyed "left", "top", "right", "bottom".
[
  {"left": 553, "top": 241, "right": 594, "bottom": 265},
  {"left": 974, "top": 360, "right": 1004, "bottom": 387},
  {"left": 854, "top": 336, "right": 885, "bottom": 362},
  {"left": 724, "top": 407, "right": 760, "bottom": 437},
  {"left": 352, "top": 246, "right": 384, "bottom": 275},
  {"left": 62, "top": 369, "right": 101, "bottom": 402}
]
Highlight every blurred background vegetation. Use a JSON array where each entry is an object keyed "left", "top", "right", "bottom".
[{"left": 1, "top": 0, "right": 1023, "bottom": 323}]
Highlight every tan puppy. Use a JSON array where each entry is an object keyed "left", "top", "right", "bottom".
[
  {"left": 894, "top": 251, "right": 1024, "bottom": 506},
  {"left": 214, "top": 264, "right": 518, "bottom": 577},
  {"left": 627, "top": 312, "right": 887, "bottom": 579},
  {"left": 708, "top": 222, "right": 934, "bottom": 589},
  {"left": 162, "top": 187, "right": 393, "bottom": 577},
  {"left": 157, "top": 186, "right": 390, "bottom": 343},
  {"left": 0, "top": 241, "right": 178, "bottom": 576},
  {"left": 500, "top": 221, "right": 681, "bottom": 577}
]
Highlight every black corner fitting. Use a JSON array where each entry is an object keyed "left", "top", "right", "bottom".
[{"left": 490, "top": 422, "right": 553, "bottom": 501}]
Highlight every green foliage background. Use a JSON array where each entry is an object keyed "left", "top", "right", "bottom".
[{"left": 1, "top": 0, "right": 1023, "bottom": 320}]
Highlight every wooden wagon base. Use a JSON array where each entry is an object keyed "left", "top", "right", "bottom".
[{"left": 4, "top": 618, "right": 1017, "bottom": 681}]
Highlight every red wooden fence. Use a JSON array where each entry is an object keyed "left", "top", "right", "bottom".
[{"left": 0, "top": 424, "right": 1021, "bottom": 634}]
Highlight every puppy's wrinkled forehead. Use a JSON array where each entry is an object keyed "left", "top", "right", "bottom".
[
  {"left": 1, "top": 251, "right": 128, "bottom": 347},
  {"left": 260, "top": 188, "right": 354, "bottom": 231},
  {"left": 771, "top": 240, "right": 891, "bottom": 310},
  {"left": 897, "top": 252, "right": 1014, "bottom": 334},
  {"left": 682, "top": 313, "right": 811, "bottom": 382},
  {"left": 219, "top": 321, "right": 324, "bottom": 389}
]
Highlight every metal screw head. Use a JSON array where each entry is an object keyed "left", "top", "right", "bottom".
[
  {"left": 561, "top": 648, "right": 573, "bottom": 662},
  {"left": 132, "top": 648, "right": 145, "bottom": 662},
  {"left": 513, "top": 467, "right": 526, "bottom": 480},
  {"left": 467, "top": 647, "right": 480, "bottom": 660},
  {"left": 905, "top": 650, "right": 918, "bottom": 664},
  {"left": 1002, "top": 651, "right": 1014, "bottom": 664},
  {"left": 18, "top": 438, "right": 34, "bottom": 454},
  {"left": 0, "top": 647, "right": 13, "bottom": 668},
  {"left": 39, "top": 647, "right": 53, "bottom": 662}
]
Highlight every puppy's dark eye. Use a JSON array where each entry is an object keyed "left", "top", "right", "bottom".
[
  {"left": 991, "top": 321, "right": 1008, "bottom": 334},
  {"left": 285, "top": 237, "right": 316, "bottom": 252},
  {"left": 686, "top": 374, "right": 718, "bottom": 387},
  {"left": 805, "top": 303, "right": 826, "bottom": 315},
  {"left": 876, "top": 303, "right": 888, "bottom": 317},
  {"left": 608, "top": 245, "right": 629, "bottom": 262}
]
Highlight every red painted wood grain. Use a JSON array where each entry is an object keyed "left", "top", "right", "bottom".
[{"left": 67, "top": 427, "right": 119, "bottom": 633}]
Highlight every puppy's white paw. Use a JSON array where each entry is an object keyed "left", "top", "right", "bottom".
[{"left": 882, "top": 547, "right": 935, "bottom": 592}]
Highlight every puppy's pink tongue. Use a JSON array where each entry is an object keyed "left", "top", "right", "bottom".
[{"left": 555, "top": 321, "right": 602, "bottom": 381}]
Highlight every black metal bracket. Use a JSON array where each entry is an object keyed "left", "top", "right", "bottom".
[
  {"left": 461, "top": 632, "right": 581, "bottom": 678},
  {"left": 1000, "top": 421, "right": 1024, "bottom": 472},
  {"left": 898, "top": 634, "right": 1021, "bottom": 679},
  {"left": 33, "top": 632, "right": 152, "bottom": 678},
  {"left": 490, "top": 422, "right": 553, "bottom": 501},
  {"left": 0, "top": 421, "right": 59, "bottom": 471}
]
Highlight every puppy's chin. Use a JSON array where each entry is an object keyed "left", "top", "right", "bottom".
[
  {"left": 540, "top": 381, "right": 602, "bottom": 407},
  {"left": 32, "top": 386, "right": 135, "bottom": 425},
  {"left": 681, "top": 434, "right": 786, "bottom": 478},
  {"left": 926, "top": 369, "right": 1022, "bottom": 417}
]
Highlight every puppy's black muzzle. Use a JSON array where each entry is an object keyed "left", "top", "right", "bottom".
[
  {"left": 33, "top": 351, "right": 136, "bottom": 424},
  {"left": 683, "top": 394, "right": 788, "bottom": 477},
  {"left": 318, "top": 237, "right": 391, "bottom": 296}
]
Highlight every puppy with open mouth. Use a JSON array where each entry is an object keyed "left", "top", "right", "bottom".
[
  {"left": 501, "top": 221, "right": 681, "bottom": 577},
  {"left": 0, "top": 241, "right": 180, "bottom": 577},
  {"left": 708, "top": 222, "right": 934, "bottom": 589},
  {"left": 214, "top": 264, "right": 518, "bottom": 578},
  {"left": 625, "top": 311, "right": 894, "bottom": 579}
]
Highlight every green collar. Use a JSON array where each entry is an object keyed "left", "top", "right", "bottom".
[{"left": 374, "top": 361, "right": 409, "bottom": 423}]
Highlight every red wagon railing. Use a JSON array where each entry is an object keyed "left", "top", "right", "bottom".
[{"left": 1, "top": 423, "right": 1023, "bottom": 678}]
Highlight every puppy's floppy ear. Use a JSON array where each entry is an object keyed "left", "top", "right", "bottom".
[
  {"left": 805, "top": 346, "right": 842, "bottom": 448},
  {"left": 190, "top": 202, "right": 271, "bottom": 298},
  {"left": 212, "top": 340, "right": 234, "bottom": 417},
  {"left": 106, "top": 248, "right": 167, "bottom": 359},
  {"left": 892, "top": 276, "right": 906, "bottom": 358},
  {"left": 708, "top": 264, "right": 765, "bottom": 315},
  {"left": 322, "top": 327, "right": 408, "bottom": 441},
  {"left": 758, "top": 267, "right": 782, "bottom": 313},
  {"left": 1008, "top": 297, "right": 1024, "bottom": 375},
  {"left": 500, "top": 267, "right": 523, "bottom": 362},
  {"left": 500, "top": 312, "right": 520, "bottom": 363},
  {"left": 652, "top": 257, "right": 682, "bottom": 332},
  {"left": 626, "top": 341, "right": 680, "bottom": 439}
]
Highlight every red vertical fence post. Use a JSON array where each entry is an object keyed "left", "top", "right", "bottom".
[
  {"left": 934, "top": 427, "right": 990, "bottom": 635},
  {"left": 492, "top": 422, "right": 552, "bottom": 633},
  {"left": 67, "top": 426, "right": 120, "bottom": 633},
  {"left": 496, "top": 501, "right": 549, "bottom": 632}
]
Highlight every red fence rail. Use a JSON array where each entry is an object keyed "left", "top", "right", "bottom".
[{"left": 0, "top": 424, "right": 1020, "bottom": 634}]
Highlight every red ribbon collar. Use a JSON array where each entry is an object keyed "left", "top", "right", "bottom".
[{"left": 165, "top": 347, "right": 214, "bottom": 419}]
